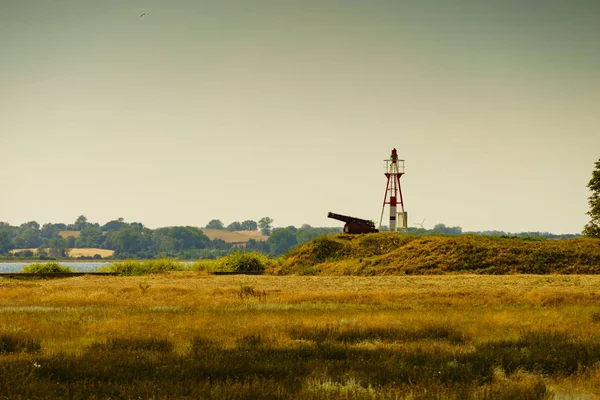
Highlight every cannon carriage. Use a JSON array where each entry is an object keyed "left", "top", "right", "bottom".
[{"left": 327, "top": 212, "right": 379, "bottom": 234}]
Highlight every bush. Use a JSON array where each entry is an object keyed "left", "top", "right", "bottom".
[
  {"left": 21, "top": 262, "right": 71, "bottom": 274},
  {"left": 188, "top": 259, "right": 221, "bottom": 272},
  {"left": 220, "top": 251, "right": 267, "bottom": 273},
  {"left": 102, "top": 259, "right": 183, "bottom": 276}
]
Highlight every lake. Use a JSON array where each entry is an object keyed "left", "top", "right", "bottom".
[{"left": 0, "top": 262, "right": 111, "bottom": 273}]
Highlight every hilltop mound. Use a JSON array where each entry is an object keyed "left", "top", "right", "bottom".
[{"left": 276, "top": 233, "right": 600, "bottom": 275}]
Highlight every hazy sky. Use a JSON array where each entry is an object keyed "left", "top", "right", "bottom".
[{"left": 1, "top": 0, "right": 599, "bottom": 233}]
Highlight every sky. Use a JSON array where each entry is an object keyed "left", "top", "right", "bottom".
[{"left": 1, "top": 0, "right": 599, "bottom": 233}]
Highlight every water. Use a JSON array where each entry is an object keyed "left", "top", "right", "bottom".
[{"left": 0, "top": 262, "right": 111, "bottom": 273}]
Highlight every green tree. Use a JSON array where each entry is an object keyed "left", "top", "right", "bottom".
[
  {"left": 15, "top": 228, "right": 43, "bottom": 249},
  {"left": 226, "top": 221, "right": 242, "bottom": 231},
  {"left": 268, "top": 226, "right": 298, "bottom": 256},
  {"left": 432, "top": 223, "right": 462, "bottom": 235},
  {"left": 240, "top": 220, "right": 258, "bottom": 231},
  {"left": 20, "top": 221, "right": 40, "bottom": 231},
  {"left": 0, "top": 230, "right": 12, "bottom": 254},
  {"left": 40, "top": 223, "right": 65, "bottom": 239},
  {"left": 111, "top": 227, "right": 146, "bottom": 256},
  {"left": 206, "top": 219, "right": 224, "bottom": 229},
  {"left": 583, "top": 159, "right": 600, "bottom": 238},
  {"left": 48, "top": 237, "right": 67, "bottom": 258},
  {"left": 76, "top": 227, "right": 105, "bottom": 248},
  {"left": 167, "top": 226, "right": 209, "bottom": 251},
  {"left": 102, "top": 218, "right": 125, "bottom": 232},
  {"left": 258, "top": 217, "right": 273, "bottom": 236},
  {"left": 73, "top": 215, "right": 89, "bottom": 231}
]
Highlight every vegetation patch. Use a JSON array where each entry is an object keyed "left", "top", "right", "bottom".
[
  {"left": 21, "top": 262, "right": 72, "bottom": 274},
  {"left": 89, "top": 337, "right": 173, "bottom": 353},
  {"left": 1, "top": 275, "right": 600, "bottom": 397},
  {"left": 288, "top": 323, "right": 466, "bottom": 344},
  {"left": 219, "top": 251, "right": 268, "bottom": 273},
  {"left": 101, "top": 259, "right": 184, "bottom": 276},
  {"left": 278, "top": 234, "right": 600, "bottom": 275},
  {"left": 0, "top": 334, "right": 41, "bottom": 354}
]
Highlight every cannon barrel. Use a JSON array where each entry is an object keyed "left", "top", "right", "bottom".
[{"left": 327, "top": 212, "right": 376, "bottom": 228}]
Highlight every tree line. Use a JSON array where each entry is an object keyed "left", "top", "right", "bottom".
[{"left": 0, "top": 216, "right": 342, "bottom": 259}]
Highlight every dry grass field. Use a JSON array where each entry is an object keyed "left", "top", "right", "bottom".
[
  {"left": 201, "top": 228, "right": 268, "bottom": 243},
  {"left": 1, "top": 273, "right": 600, "bottom": 398},
  {"left": 58, "top": 230, "right": 81, "bottom": 239},
  {"left": 66, "top": 248, "right": 114, "bottom": 258}
]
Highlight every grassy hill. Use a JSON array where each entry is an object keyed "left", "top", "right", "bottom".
[{"left": 276, "top": 233, "right": 600, "bottom": 275}]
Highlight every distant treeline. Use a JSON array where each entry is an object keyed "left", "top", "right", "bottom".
[
  {"left": 406, "top": 223, "right": 582, "bottom": 240},
  {"left": 0, "top": 216, "right": 580, "bottom": 261},
  {"left": 0, "top": 216, "right": 341, "bottom": 259}
]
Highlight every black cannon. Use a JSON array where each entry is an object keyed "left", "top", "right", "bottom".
[{"left": 327, "top": 212, "right": 379, "bottom": 234}]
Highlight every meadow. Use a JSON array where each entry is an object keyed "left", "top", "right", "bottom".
[{"left": 1, "top": 273, "right": 600, "bottom": 399}]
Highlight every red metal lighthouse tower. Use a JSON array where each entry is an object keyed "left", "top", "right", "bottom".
[{"left": 379, "top": 148, "right": 407, "bottom": 232}]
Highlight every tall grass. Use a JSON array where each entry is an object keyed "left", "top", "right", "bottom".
[
  {"left": 100, "top": 259, "right": 184, "bottom": 275},
  {"left": 279, "top": 233, "right": 600, "bottom": 275},
  {"left": 1, "top": 274, "right": 600, "bottom": 398},
  {"left": 0, "top": 334, "right": 41, "bottom": 354}
]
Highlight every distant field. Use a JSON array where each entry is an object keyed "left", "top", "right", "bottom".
[
  {"left": 201, "top": 228, "right": 268, "bottom": 243},
  {"left": 9, "top": 248, "right": 114, "bottom": 258},
  {"left": 58, "top": 230, "right": 80, "bottom": 239},
  {"left": 66, "top": 248, "right": 114, "bottom": 258}
]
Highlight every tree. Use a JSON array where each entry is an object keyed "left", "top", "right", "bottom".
[
  {"left": 110, "top": 227, "right": 146, "bottom": 256},
  {"left": 206, "top": 219, "right": 224, "bottom": 229},
  {"left": 73, "top": 215, "right": 88, "bottom": 231},
  {"left": 40, "top": 223, "right": 65, "bottom": 239},
  {"left": 48, "top": 237, "right": 67, "bottom": 258},
  {"left": 102, "top": 218, "right": 125, "bottom": 232},
  {"left": 0, "top": 230, "right": 11, "bottom": 254},
  {"left": 432, "top": 223, "right": 462, "bottom": 235},
  {"left": 75, "top": 227, "right": 104, "bottom": 248},
  {"left": 258, "top": 217, "right": 273, "bottom": 236},
  {"left": 240, "top": 220, "right": 258, "bottom": 231},
  {"left": 15, "top": 228, "right": 43, "bottom": 249},
  {"left": 583, "top": 159, "right": 600, "bottom": 238},
  {"left": 268, "top": 226, "right": 298, "bottom": 256},
  {"left": 167, "top": 226, "right": 209, "bottom": 251},
  {"left": 226, "top": 221, "right": 242, "bottom": 231},
  {"left": 20, "top": 221, "right": 40, "bottom": 231}
]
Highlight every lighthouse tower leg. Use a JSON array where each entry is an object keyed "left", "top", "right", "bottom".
[{"left": 379, "top": 148, "right": 406, "bottom": 232}]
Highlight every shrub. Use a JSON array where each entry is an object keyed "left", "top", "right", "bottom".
[
  {"left": 21, "top": 262, "right": 71, "bottom": 274},
  {"left": 188, "top": 259, "right": 221, "bottom": 272},
  {"left": 102, "top": 259, "right": 183, "bottom": 276},
  {"left": 220, "top": 251, "right": 266, "bottom": 273}
]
